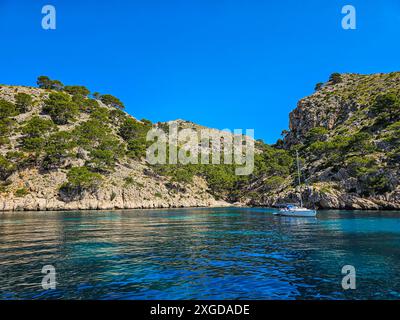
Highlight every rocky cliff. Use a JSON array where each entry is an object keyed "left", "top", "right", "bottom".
[
  {"left": 0, "top": 83, "right": 229, "bottom": 211},
  {"left": 254, "top": 72, "right": 400, "bottom": 209},
  {"left": 1, "top": 72, "right": 399, "bottom": 211}
]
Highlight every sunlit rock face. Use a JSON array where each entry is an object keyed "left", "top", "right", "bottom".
[{"left": 268, "top": 72, "right": 400, "bottom": 209}]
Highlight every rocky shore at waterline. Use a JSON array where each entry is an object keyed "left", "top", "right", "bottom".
[
  {"left": 0, "top": 165, "right": 230, "bottom": 211},
  {"left": 251, "top": 187, "right": 400, "bottom": 210}
]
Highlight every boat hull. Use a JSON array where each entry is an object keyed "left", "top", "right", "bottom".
[{"left": 273, "top": 210, "right": 317, "bottom": 217}]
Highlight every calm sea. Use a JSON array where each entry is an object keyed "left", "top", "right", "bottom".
[{"left": 1, "top": 207, "right": 400, "bottom": 299}]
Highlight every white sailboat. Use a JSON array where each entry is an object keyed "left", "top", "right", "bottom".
[{"left": 273, "top": 151, "right": 317, "bottom": 217}]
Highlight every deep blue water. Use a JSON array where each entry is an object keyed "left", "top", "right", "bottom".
[{"left": 1, "top": 207, "right": 400, "bottom": 300}]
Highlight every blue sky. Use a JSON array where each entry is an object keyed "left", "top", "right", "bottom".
[{"left": 1, "top": 0, "right": 399, "bottom": 143}]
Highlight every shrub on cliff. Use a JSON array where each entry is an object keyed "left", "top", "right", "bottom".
[
  {"left": 37, "top": 76, "right": 64, "bottom": 90},
  {"left": 119, "top": 116, "right": 151, "bottom": 136},
  {"left": 119, "top": 117, "right": 151, "bottom": 159},
  {"left": 22, "top": 116, "right": 55, "bottom": 138},
  {"left": 15, "top": 188, "right": 29, "bottom": 197},
  {"left": 346, "top": 156, "right": 377, "bottom": 177},
  {"left": 308, "top": 131, "right": 373, "bottom": 159},
  {"left": 364, "top": 173, "right": 391, "bottom": 196},
  {"left": 345, "top": 156, "right": 390, "bottom": 195},
  {"left": 109, "top": 108, "right": 126, "bottom": 126},
  {"left": 21, "top": 137, "right": 47, "bottom": 152},
  {"left": 71, "top": 94, "right": 99, "bottom": 113},
  {"left": 372, "top": 92, "right": 400, "bottom": 122},
  {"left": 253, "top": 144, "right": 293, "bottom": 177},
  {"left": 127, "top": 138, "right": 147, "bottom": 159},
  {"left": 64, "top": 85, "right": 90, "bottom": 97},
  {"left": 383, "top": 121, "right": 400, "bottom": 145},
  {"left": 74, "top": 119, "right": 117, "bottom": 149},
  {"left": 21, "top": 116, "right": 56, "bottom": 152},
  {"left": 347, "top": 132, "right": 375, "bottom": 154},
  {"left": 308, "top": 141, "right": 329, "bottom": 154},
  {"left": 43, "top": 92, "right": 79, "bottom": 124},
  {"left": 388, "top": 147, "right": 400, "bottom": 163},
  {"left": 90, "top": 106, "right": 110, "bottom": 122},
  {"left": 100, "top": 94, "right": 125, "bottom": 110},
  {"left": 43, "top": 131, "right": 76, "bottom": 168},
  {"left": 118, "top": 117, "right": 144, "bottom": 140},
  {"left": 73, "top": 119, "right": 123, "bottom": 170},
  {"left": 61, "top": 166, "right": 102, "bottom": 195},
  {"left": 75, "top": 119, "right": 106, "bottom": 145},
  {"left": 263, "top": 176, "right": 285, "bottom": 191},
  {"left": 86, "top": 149, "right": 116, "bottom": 172},
  {"left": 306, "top": 127, "right": 328, "bottom": 143},
  {"left": 0, "top": 99, "right": 17, "bottom": 119},
  {"left": 92, "top": 92, "right": 101, "bottom": 100},
  {"left": 0, "top": 155, "right": 16, "bottom": 180},
  {"left": 5, "top": 151, "right": 27, "bottom": 170},
  {"left": 0, "top": 118, "right": 15, "bottom": 137},
  {"left": 314, "top": 82, "right": 324, "bottom": 91},
  {"left": 329, "top": 73, "right": 342, "bottom": 84},
  {"left": 153, "top": 164, "right": 197, "bottom": 184},
  {"left": 140, "top": 118, "right": 152, "bottom": 126},
  {"left": 15, "top": 93, "right": 33, "bottom": 113},
  {"left": 202, "top": 164, "right": 238, "bottom": 194},
  {"left": 308, "top": 135, "right": 351, "bottom": 163}
]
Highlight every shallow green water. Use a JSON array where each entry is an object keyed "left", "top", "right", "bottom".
[{"left": 1, "top": 207, "right": 400, "bottom": 299}]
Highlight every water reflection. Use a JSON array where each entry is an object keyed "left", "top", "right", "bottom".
[{"left": 1, "top": 208, "right": 400, "bottom": 299}]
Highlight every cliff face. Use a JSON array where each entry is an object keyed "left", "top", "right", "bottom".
[
  {"left": 285, "top": 73, "right": 400, "bottom": 146},
  {"left": 1, "top": 72, "right": 400, "bottom": 211},
  {"left": 0, "top": 163, "right": 226, "bottom": 211},
  {"left": 0, "top": 85, "right": 229, "bottom": 211},
  {"left": 260, "top": 72, "right": 400, "bottom": 209}
]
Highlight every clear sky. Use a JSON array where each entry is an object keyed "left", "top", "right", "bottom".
[{"left": 1, "top": 0, "right": 399, "bottom": 143}]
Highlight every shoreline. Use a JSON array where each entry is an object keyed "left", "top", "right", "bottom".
[
  {"left": 0, "top": 199, "right": 235, "bottom": 213},
  {"left": 1, "top": 202, "right": 400, "bottom": 213}
]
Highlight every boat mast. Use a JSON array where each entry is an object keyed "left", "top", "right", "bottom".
[{"left": 296, "top": 150, "right": 303, "bottom": 207}]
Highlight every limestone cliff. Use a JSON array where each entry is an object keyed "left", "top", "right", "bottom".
[
  {"left": 0, "top": 84, "right": 229, "bottom": 211},
  {"left": 253, "top": 72, "right": 400, "bottom": 209}
]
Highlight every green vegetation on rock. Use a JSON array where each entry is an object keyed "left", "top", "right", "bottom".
[
  {"left": 37, "top": 76, "right": 64, "bottom": 91},
  {"left": 0, "top": 99, "right": 17, "bottom": 118},
  {"left": 64, "top": 85, "right": 90, "bottom": 97},
  {"left": 43, "top": 92, "right": 79, "bottom": 124},
  {"left": 61, "top": 166, "right": 103, "bottom": 196},
  {"left": 0, "top": 72, "right": 399, "bottom": 209},
  {"left": 329, "top": 72, "right": 343, "bottom": 84},
  {"left": 100, "top": 94, "right": 125, "bottom": 110},
  {"left": 284, "top": 72, "right": 400, "bottom": 202},
  {"left": 15, "top": 93, "right": 33, "bottom": 113}
]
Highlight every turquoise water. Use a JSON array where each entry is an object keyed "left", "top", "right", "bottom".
[{"left": 1, "top": 207, "right": 400, "bottom": 300}]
